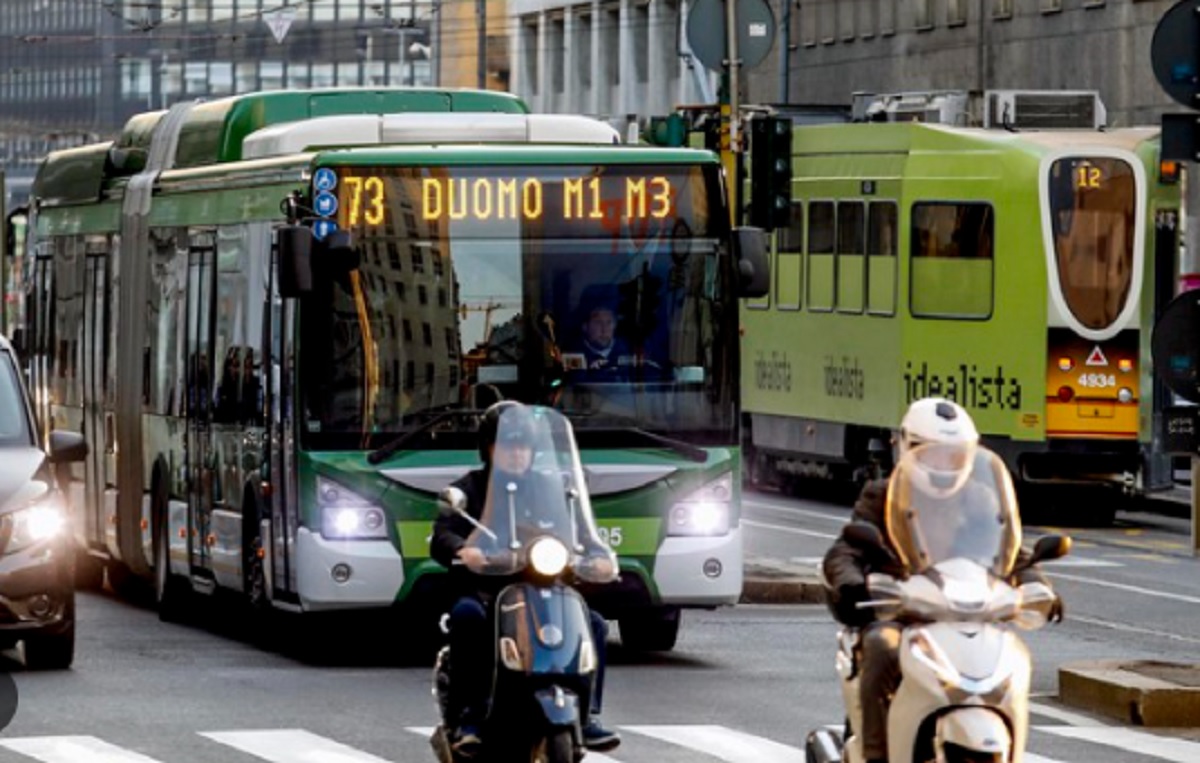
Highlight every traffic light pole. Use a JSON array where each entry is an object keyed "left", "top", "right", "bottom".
[{"left": 722, "top": 0, "right": 740, "bottom": 228}]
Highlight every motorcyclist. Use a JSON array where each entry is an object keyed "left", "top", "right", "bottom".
[
  {"left": 431, "top": 401, "right": 621, "bottom": 757},
  {"left": 822, "top": 397, "right": 1061, "bottom": 763}
]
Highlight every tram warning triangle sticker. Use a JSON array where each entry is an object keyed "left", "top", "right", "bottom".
[
  {"left": 1086, "top": 345, "right": 1108, "bottom": 366},
  {"left": 264, "top": 7, "right": 297, "bottom": 44}
]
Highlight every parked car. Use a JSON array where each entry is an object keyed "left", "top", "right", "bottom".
[{"left": 0, "top": 333, "right": 86, "bottom": 669}]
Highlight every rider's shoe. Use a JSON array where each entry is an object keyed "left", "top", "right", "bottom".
[
  {"left": 582, "top": 717, "right": 621, "bottom": 752},
  {"left": 449, "top": 724, "right": 482, "bottom": 758}
]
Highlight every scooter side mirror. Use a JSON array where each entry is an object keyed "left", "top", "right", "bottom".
[
  {"left": 1027, "top": 534, "right": 1072, "bottom": 566},
  {"left": 437, "top": 486, "right": 468, "bottom": 516}
]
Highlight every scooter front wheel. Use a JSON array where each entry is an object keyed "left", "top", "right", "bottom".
[{"left": 532, "top": 729, "right": 575, "bottom": 763}]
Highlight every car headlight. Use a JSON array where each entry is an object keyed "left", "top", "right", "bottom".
[
  {"left": 2, "top": 491, "right": 67, "bottom": 554},
  {"left": 529, "top": 537, "right": 569, "bottom": 577},
  {"left": 317, "top": 477, "right": 388, "bottom": 540},
  {"left": 668, "top": 474, "right": 732, "bottom": 537}
]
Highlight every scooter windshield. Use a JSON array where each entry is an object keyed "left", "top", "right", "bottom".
[
  {"left": 884, "top": 443, "right": 1022, "bottom": 577},
  {"left": 466, "top": 405, "right": 618, "bottom": 583}
]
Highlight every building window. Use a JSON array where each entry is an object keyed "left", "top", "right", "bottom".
[
  {"left": 947, "top": 0, "right": 967, "bottom": 26},
  {"left": 992, "top": 0, "right": 1014, "bottom": 20},
  {"left": 821, "top": 0, "right": 835, "bottom": 44},
  {"left": 411, "top": 246, "right": 425, "bottom": 273},
  {"left": 839, "top": 0, "right": 856, "bottom": 41},
  {"left": 403, "top": 319, "right": 413, "bottom": 342},
  {"left": 422, "top": 322, "right": 433, "bottom": 347},
  {"left": 1041, "top": 0, "right": 1063, "bottom": 13},
  {"left": 418, "top": 285, "right": 428, "bottom": 305},
  {"left": 914, "top": 0, "right": 933, "bottom": 30},
  {"left": 395, "top": 281, "right": 406, "bottom": 301},
  {"left": 388, "top": 242, "right": 402, "bottom": 270},
  {"left": 801, "top": 1, "right": 817, "bottom": 46},
  {"left": 438, "top": 288, "right": 448, "bottom": 307}
]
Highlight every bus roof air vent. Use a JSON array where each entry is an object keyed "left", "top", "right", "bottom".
[
  {"left": 984, "top": 90, "right": 1106, "bottom": 130},
  {"left": 851, "top": 91, "right": 975, "bottom": 126}
]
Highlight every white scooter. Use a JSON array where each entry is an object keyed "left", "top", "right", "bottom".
[{"left": 807, "top": 443, "right": 1070, "bottom": 763}]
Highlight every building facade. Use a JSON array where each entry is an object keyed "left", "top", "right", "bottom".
[
  {"left": 0, "top": 0, "right": 510, "bottom": 203},
  {"left": 756, "top": 0, "right": 1176, "bottom": 127},
  {"left": 507, "top": 0, "right": 718, "bottom": 119}
]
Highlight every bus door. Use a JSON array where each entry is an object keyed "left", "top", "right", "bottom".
[
  {"left": 266, "top": 283, "right": 297, "bottom": 599},
  {"left": 82, "top": 239, "right": 110, "bottom": 554},
  {"left": 185, "top": 237, "right": 217, "bottom": 577}
]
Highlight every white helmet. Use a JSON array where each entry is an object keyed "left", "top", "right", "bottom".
[{"left": 898, "top": 398, "right": 979, "bottom": 456}]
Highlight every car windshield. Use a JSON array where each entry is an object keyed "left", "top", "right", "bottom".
[{"left": 0, "top": 350, "right": 32, "bottom": 447}]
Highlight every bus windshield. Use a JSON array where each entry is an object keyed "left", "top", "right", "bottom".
[{"left": 298, "top": 162, "right": 737, "bottom": 449}]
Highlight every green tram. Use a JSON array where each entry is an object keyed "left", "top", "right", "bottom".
[
  {"left": 741, "top": 91, "right": 1183, "bottom": 521},
  {"left": 18, "top": 88, "right": 764, "bottom": 650}
]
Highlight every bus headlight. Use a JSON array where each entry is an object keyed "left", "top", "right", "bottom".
[
  {"left": 318, "top": 477, "right": 388, "bottom": 540},
  {"left": 668, "top": 474, "right": 732, "bottom": 537},
  {"left": 529, "top": 537, "right": 569, "bottom": 577}
]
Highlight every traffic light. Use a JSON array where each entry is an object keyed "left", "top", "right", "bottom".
[
  {"left": 1152, "top": 1, "right": 1200, "bottom": 162},
  {"left": 646, "top": 114, "right": 687, "bottom": 147},
  {"left": 749, "top": 115, "right": 793, "bottom": 231}
]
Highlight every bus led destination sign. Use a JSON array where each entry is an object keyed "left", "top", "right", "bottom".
[
  {"left": 419, "top": 176, "right": 673, "bottom": 223},
  {"left": 327, "top": 164, "right": 718, "bottom": 237}
]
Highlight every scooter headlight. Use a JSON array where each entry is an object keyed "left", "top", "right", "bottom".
[{"left": 529, "top": 537, "right": 569, "bottom": 577}]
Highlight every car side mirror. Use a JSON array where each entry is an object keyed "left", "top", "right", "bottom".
[
  {"left": 277, "top": 225, "right": 313, "bottom": 298},
  {"left": 48, "top": 430, "right": 87, "bottom": 464},
  {"left": 437, "top": 486, "right": 468, "bottom": 516},
  {"left": 733, "top": 226, "right": 769, "bottom": 298},
  {"left": 1028, "top": 534, "right": 1071, "bottom": 566}
]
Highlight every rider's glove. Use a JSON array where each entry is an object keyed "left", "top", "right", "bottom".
[
  {"left": 834, "top": 582, "right": 871, "bottom": 626},
  {"left": 1048, "top": 595, "right": 1065, "bottom": 624}
]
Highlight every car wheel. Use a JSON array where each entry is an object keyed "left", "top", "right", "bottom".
[{"left": 24, "top": 593, "right": 75, "bottom": 670}]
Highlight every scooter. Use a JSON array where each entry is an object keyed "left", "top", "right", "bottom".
[
  {"left": 429, "top": 405, "right": 617, "bottom": 763},
  {"left": 807, "top": 444, "right": 1070, "bottom": 763}
]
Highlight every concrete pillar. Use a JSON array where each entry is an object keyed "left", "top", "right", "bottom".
[
  {"left": 591, "top": 0, "right": 604, "bottom": 116},
  {"left": 564, "top": 6, "right": 577, "bottom": 113},
  {"left": 647, "top": 0, "right": 664, "bottom": 115},
  {"left": 536, "top": 10, "right": 549, "bottom": 112},
  {"left": 618, "top": 0, "right": 634, "bottom": 117}
]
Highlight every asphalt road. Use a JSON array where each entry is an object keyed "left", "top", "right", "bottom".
[{"left": 0, "top": 491, "right": 1195, "bottom": 762}]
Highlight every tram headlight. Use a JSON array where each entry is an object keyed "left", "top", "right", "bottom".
[
  {"left": 317, "top": 477, "right": 388, "bottom": 540},
  {"left": 529, "top": 537, "right": 569, "bottom": 577},
  {"left": 668, "top": 474, "right": 733, "bottom": 537},
  {"left": 1118, "top": 387, "right": 1134, "bottom": 404}
]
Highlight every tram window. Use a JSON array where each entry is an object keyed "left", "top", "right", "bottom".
[
  {"left": 807, "top": 201, "right": 835, "bottom": 312},
  {"left": 910, "top": 202, "right": 994, "bottom": 320},
  {"left": 776, "top": 201, "right": 803, "bottom": 310},
  {"left": 837, "top": 201, "right": 865, "bottom": 314},
  {"left": 867, "top": 202, "right": 898, "bottom": 316}
]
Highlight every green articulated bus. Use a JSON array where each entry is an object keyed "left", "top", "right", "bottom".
[
  {"left": 742, "top": 91, "right": 1183, "bottom": 523},
  {"left": 18, "top": 88, "right": 765, "bottom": 651}
]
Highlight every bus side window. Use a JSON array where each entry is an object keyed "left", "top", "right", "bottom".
[{"left": 910, "top": 202, "right": 995, "bottom": 320}]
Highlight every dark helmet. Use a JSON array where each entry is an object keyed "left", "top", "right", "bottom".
[{"left": 477, "top": 401, "right": 535, "bottom": 463}]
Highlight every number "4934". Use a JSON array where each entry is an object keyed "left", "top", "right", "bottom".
[{"left": 1077, "top": 373, "right": 1116, "bottom": 389}]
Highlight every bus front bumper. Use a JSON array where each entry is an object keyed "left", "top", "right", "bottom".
[
  {"left": 651, "top": 525, "right": 743, "bottom": 606},
  {"left": 296, "top": 528, "right": 405, "bottom": 612}
]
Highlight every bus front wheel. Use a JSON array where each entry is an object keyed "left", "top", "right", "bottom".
[{"left": 618, "top": 607, "right": 680, "bottom": 652}]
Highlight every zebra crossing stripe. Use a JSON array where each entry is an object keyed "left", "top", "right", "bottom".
[
  {"left": 200, "top": 730, "right": 391, "bottom": 763},
  {"left": 622, "top": 725, "right": 806, "bottom": 763},
  {"left": 1035, "top": 725, "right": 1200, "bottom": 763},
  {"left": 403, "top": 727, "right": 622, "bottom": 762},
  {"left": 0, "top": 736, "right": 165, "bottom": 763}
]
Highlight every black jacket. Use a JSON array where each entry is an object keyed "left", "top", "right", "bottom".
[{"left": 823, "top": 478, "right": 1050, "bottom": 626}]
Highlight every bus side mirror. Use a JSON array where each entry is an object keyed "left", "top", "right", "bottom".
[
  {"left": 733, "top": 226, "right": 769, "bottom": 298},
  {"left": 317, "top": 229, "right": 361, "bottom": 276},
  {"left": 278, "top": 225, "right": 313, "bottom": 298}
]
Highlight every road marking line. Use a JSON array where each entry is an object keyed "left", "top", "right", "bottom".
[
  {"left": 623, "top": 724, "right": 805, "bottom": 763},
  {"left": 1035, "top": 725, "right": 1200, "bottom": 763},
  {"left": 201, "top": 730, "right": 391, "bottom": 763},
  {"left": 1045, "top": 571, "right": 1200, "bottom": 605},
  {"left": 1060, "top": 615, "right": 1200, "bottom": 645},
  {"left": 744, "top": 499, "right": 849, "bottom": 524},
  {"left": 1040, "top": 557, "right": 1122, "bottom": 568},
  {"left": 0, "top": 737, "right": 166, "bottom": 763},
  {"left": 742, "top": 519, "right": 838, "bottom": 540},
  {"left": 404, "top": 727, "right": 621, "bottom": 763},
  {"left": 1028, "top": 701, "right": 1106, "bottom": 727}
]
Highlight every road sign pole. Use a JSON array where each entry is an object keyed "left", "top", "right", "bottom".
[{"left": 723, "top": 0, "right": 740, "bottom": 227}]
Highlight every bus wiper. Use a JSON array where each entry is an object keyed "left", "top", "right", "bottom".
[
  {"left": 567, "top": 414, "right": 708, "bottom": 463},
  {"left": 366, "top": 409, "right": 482, "bottom": 465}
]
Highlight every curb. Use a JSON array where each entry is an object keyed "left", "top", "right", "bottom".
[
  {"left": 741, "top": 562, "right": 826, "bottom": 605},
  {"left": 1059, "top": 660, "right": 1200, "bottom": 727}
]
